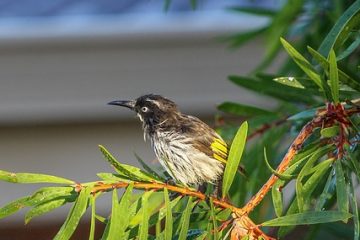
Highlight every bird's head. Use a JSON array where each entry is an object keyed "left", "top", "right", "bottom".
[{"left": 108, "top": 94, "right": 179, "bottom": 127}]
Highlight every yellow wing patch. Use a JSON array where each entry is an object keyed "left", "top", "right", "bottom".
[{"left": 210, "top": 138, "right": 228, "bottom": 164}]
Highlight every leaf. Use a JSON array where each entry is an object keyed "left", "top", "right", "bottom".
[
  {"left": 218, "top": 102, "right": 273, "bottom": 117},
  {"left": 117, "top": 183, "right": 134, "bottom": 236},
  {"left": 0, "top": 170, "right": 74, "bottom": 184},
  {"left": 264, "top": 147, "right": 294, "bottom": 180},
  {"left": 288, "top": 108, "right": 317, "bottom": 121},
  {"left": 99, "top": 145, "right": 157, "bottom": 182},
  {"left": 222, "top": 27, "right": 267, "bottom": 48},
  {"left": 107, "top": 189, "right": 122, "bottom": 240},
  {"left": 337, "top": 35, "right": 360, "bottom": 60},
  {"left": 164, "top": 188, "right": 173, "bottom": 240},
  {"left": 348, "top": 175, "right": 360, "bottom": 240},
  {"left": 308, "top": 46, "right": 360, "bottom": 92},
  {"left": 29, "top": 187, "right": 74, "bottom": 205},
  {"left": 54, "top": 186, "right": 91, "bottom": 240},
  {"left": 315, "top": 170, "right": 336, "bottom": 211},
  {"left": 89, "top": 196, "right": 96, "bottom": 240},
  {"left": 134, "top": 153, "right": 165, "bottom": 181},
  {"left": 209, "top": 198, "right": 219, "bottom": 240},
  {"left": 261, "top": 211, "right": 353, "bottom": 226},
  {"left": 318, "top": 0, "right": 360, "bottom": 57},
  {"left": 335, "top": 160, "right": 349, "bottom": 216},
  {"left": 96, "top": 173, "right": 129, "bottom": 182},
  {"left": 25, "top": 198, "right": 67, "bottom": 224},
  {"left": 280, "top": 38, "right": 323, "bottom": 90},
  {"left": 273, "top": 77, "right": 305, "bottom": 89},
  {"left": 227, "top": 6, "right": 276, "bottom": 17},
  {"left": 139, "top": 192, "right": 151, "bottom": 240},
  {"left": 329, "top": 49, "right": 340, "bottom": 103},
  {"left": 229, "top": 75, "right": 315, "bottom": 104},
  {"left": 222, "top": 121, "right": 248, "bottom": 198},
  {"left": 0, "top": 196, "right": 32, "bottom": 219},
  {"left": 178, "top": 197, "right": 195, "bottom": 240},
  {"left": 296, "top": 145, "right": 334, "bottom": 212},
  {"left": 321, "top": 125, "right": 340, "bottom": 138}
]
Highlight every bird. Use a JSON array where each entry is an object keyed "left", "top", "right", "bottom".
[{"left": 108, "top": 94, "right": 229, "bottom": 194}]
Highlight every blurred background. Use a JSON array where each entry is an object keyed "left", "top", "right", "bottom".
[{"left": 0, "top": 0, "right": 278, "bottom": 238}]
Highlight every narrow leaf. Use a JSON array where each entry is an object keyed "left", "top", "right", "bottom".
[
  {"left": 25, "top": 198, "right": 67, "bottom": 224},
  {"left": 209, "top": 198, "right": 219, "bottom": 240},
  {"left": 178, "top": 197, "right": 195, "bottom": 240},
  {"left": 0, "top": 196, "right": 32, "bottom": 219},
  {"left": 0, "top": 170, "right": 74, "bottom": 184},
  {"left": 164, "top": 188, "right": 173, "bottom": 240},
  {"left": 218, "top": 102, "right": 273, "bottom": 117},
  {"left": 99, "top": 145, "right": 157, "bottom": 182},
  {"left": 262, "top": 211, "right": 353, "bottom": 226},
  {"left": 321, "top": 126, "right": 340, "bottom": 138},
  {"left": 318, "top": 0, "right": 360, "bottom": 56},
  {"left": 89, "top": 196, "right": 96, "bottom": 240},
  {"left": 222, "top": 121, "right": 248, "bottom": 198},
  {"left": 117, "top": 183, "right": 134, "bottom": 236},
  {"left": 107, "top": 189, "right": 121, "bottom": 240},
  {"left": 134, "top": 153, "right": 165, "bottom": 181},
  {"left": 273, "top": 77, "right": 305, "bottom": 89},
  {"left": 308, "top": 46, "right": 360, "bottom": 92},
  {"left": 139, "top": 192, "right": 151, "bottom": 240},
  {"left": 54, "top": 186, "right": 91, "bottom": 240},
  {"left": 329, "top": 49, "right": 339, "bottom": 103},
  {"left": 349, "top": 175, "right": 360, "bottom": 240},
  {"left": 280, "top": 38, "right": 323, "bottom": 89},
  {"left": 335, "top": 160, "right": 349, "bottom": 215}
]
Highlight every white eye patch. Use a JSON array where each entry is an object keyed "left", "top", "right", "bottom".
[{"left": 141, "top": 106, "right": 149, "bottom": 112}]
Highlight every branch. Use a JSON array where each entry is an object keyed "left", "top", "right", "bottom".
[{"left": 242, "top": 103, "right": 360, "bottom": 214}]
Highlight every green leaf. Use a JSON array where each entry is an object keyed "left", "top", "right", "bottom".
[
  {"left": 139, "top": 192, "right": 151, "bottom": 240},
  {"left": 222, "top": 121, "right": 248, "bottom": 198},
  {"left": 308, "top": 46, "right": 360, "bottom": 92},
  {"left": 315, "top": 171, "right": 336, "bottom": 211},
  {"left": 99, "top": 145, "right": 157, "bottom": 182},
  {"left": 218, "top": 102, "right": 273, "bottom": 117},
  {"left": 209, "top": 198, "right": 219, "bottom": 240},
  {"left": 288, "top": 108, "right": 317, "bottom": 121},
  {"left": 348, "top": 176, "right": 360, "bottom": 240},
  {"left": 337, "top": 35, "right": 360, "bottom": 61},
  {"left": 329, "top": 49, "right": 340, "bottom": 103},
  {"left": 178, "top": 197, "right": 195, "bottom": 240},
  {"left": 96, "top": 173, "right": 129, "bottom": 182},
  {"left": 264, "top": 147, "right": 294, "bottom": 180},
  {"left": 107, "top": 189, "right": 122, "bottom": 240},
  {"left": 117, "top": 183, "right": 134, "bottom": 236},
  {"left": 164, "top": 188, "right": 173, "bottom": 240},
  {"left": 262, "top": 211, "right": 353, "bottom": 227},
  {"left": 321, "top": 125, "right": 340, "bottom": 138},
  {"left": 335, "top": 160, "right": 349, "bottom": 216},
  {"left": 229, "top": 75, "right": 315, "bottom": 104},
  {"left": 0, "top": 196, "right": 32, "bottom": 219},
  {"left": 273, "top": 77, "right": 305, "bottom": 89},
  {"left": 227, "top": 6, "right": 276, "bottom": 17},
  {"left": 54, "top": 186, "right": 91, "bottom": 240},
  {"left": 222, "top": 28, "right": 267, "bottom": 48},
  {"left": 89, "top": 196, "right": 96, "bottom": 240},
  {"left": 296, "top": 145, "right": 334, "bottom": 212},
  {"left": 29, "top": 187, "right": 74, "bottom": 205},
  {"left": 134, "top": 153, "right": 165, "bottom": 181},
  {"left": 318, "top": 0, "right": 360, "bottom": 57},
  {"left": 0, "top": 170, "right": 74, "bottom": 184},
  {"left": 280, "top": 38, "right": 323, "bottom": 90},
  {"left": 25, "top": 198, "right": 67, "bottom": 224}
]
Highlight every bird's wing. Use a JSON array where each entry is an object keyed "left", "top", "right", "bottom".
[{"left": 183, "top": 115, "right": 228, "bottom": 164}]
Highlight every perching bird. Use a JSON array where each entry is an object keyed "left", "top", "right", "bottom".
[{"left": 108, "top": 94, "right": 229, "bottom": 192}]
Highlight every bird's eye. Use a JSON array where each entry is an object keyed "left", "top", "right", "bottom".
[{"left": 141, "top": 106, "right": 149, "bottom": 112}]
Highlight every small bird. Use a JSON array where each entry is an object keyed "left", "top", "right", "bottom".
[{"left": 108, "top": 94, "right": 229, "bottom": 193}]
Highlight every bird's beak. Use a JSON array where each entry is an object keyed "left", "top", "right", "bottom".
[{"left": 107, "top": 100, "right": 136, "bottom": 110}]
